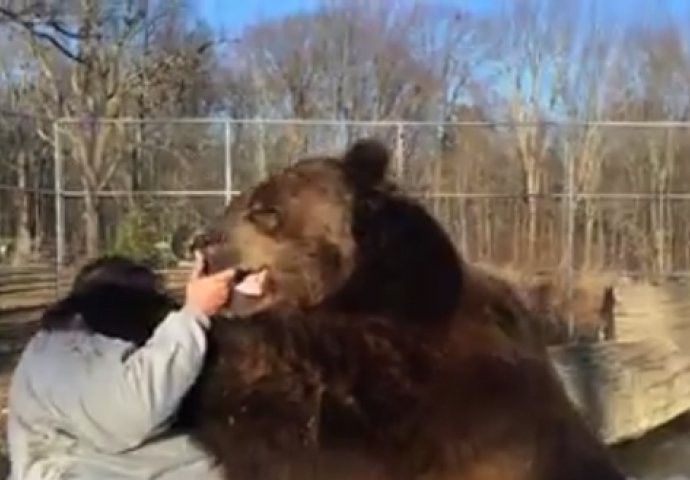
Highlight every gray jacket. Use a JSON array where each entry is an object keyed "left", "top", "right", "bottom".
[{"left": 6, "top": 306, "right": 224, "bottom": 480}]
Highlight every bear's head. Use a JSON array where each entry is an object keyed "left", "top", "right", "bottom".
[{"left": 194, "top": 139, "right": 463, "bottom": 325}]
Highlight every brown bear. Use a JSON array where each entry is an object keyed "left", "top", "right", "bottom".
[{"left": 182, "top": 139, "right": 625, "bottom": 480}]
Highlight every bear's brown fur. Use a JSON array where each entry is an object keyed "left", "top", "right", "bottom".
[{"left": 185, "top": 139, "right": 625, "bottom": 480}]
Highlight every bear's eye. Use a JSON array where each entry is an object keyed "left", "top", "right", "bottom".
[{"left": 247, "top": 206, "right": 281, "bottom": 233}]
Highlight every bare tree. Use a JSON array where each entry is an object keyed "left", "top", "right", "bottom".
[
  {"left": 560, "top": 1, "right": 623, "bottom": 270},
  {"left": 1, "top": 0, "right": 214, "bottom": 258},
  {"left": 483, "top": 0, "right": 567, "bottom": 266}
]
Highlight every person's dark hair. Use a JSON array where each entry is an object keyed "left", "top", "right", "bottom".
[{"left": 40, "top": 255, "right": 179, "bottom": 345}]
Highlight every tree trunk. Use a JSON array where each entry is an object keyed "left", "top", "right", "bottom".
[
  {"left": 663, "top": 196, "right": 673, "bottom": 274},
  {"left": 83, "top": 189, "right": 100, "bottom": 259},
  {"left": 582, "top": 200, "right": 596, "bottom": 270},
  {"left": 458, "top": 198, "right": 468, "bottom": 256},
  {"left": 683, "top": 221, "right": 690, "bottom": 270},
  {"left": 526, "top": 167, "right": 539, "bottom": 267},
  {"left": 482, "top": 200, "right": 493, "bottom": 262},
  {"left": 651, "top": 196, "right": 666, "bottom": 275},
  {"left": 11, "top": 151, "right": 32, "bottom": 266},
  {"left": 33, "top": 158, "right": 47, "bottom": 253},
  {"left": 594, "top": 215, "right": 602, "bottom": 269},
  {"left": 512, "top": 201, "right": 522, "bottom": 266}
]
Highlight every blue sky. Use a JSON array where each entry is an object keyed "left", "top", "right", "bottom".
[
  {"left": 194, "top": 0, "right": 690, "bottom": 34},
  {"left": 191, "top": 0, "right": 690, "bottom": 114},
  {"left": 195, "top": 0, "right": 320, "bottom": 33},
  {"left": 194, "top": 0, "right": 497, "bottom": 34}
]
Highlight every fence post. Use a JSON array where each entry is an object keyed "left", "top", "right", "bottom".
[
  {"left": 565, "top": 140, "right": 576, "bottom": 339},
  {"left": 395, "top": 122, "right": 405, "bottom": 180},
  {"left": 53, "top": 119, "right": 65, "bottom": 293},
  {"left": 224, "top": 120, "right": 233, "bottom": 205}
]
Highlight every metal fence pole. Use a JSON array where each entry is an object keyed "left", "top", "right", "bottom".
[
  {"left": 224, "top": 120, "right": 233, "bottom": 205},
  {"left": 53, "top": 120, "right": 65, "bottom": 289}
]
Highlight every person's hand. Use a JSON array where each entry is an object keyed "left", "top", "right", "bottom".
[{"left": 184, "top": 251, "right": 235, "bottom": 316}]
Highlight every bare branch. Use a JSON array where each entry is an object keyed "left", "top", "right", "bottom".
[{"left": 0, "top": 6, "right": 86, "bottom": 63}]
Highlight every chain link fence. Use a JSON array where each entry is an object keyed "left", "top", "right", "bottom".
[
  {"left": 4, "top": 115, "right": 690, "bottom": 281},
  {"left": 0, "top": 111, "right": 55, "bottom": 267}
]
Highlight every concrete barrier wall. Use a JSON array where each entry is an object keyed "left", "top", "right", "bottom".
[{"left": 549, "top": 338, "right": 690, "bottom": 445}]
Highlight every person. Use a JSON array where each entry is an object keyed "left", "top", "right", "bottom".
[{"left": 5, "top": 253, "right": 234, "bottom": 479}]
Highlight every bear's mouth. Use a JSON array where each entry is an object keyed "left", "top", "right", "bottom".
[
  {"left": 191, "top": 232, "right": 269, "bottom": 299},
  {"left": 233, "top": 267, "right": 269, "bottom": 298},
  {"left": 191, "top": 232, "right": 276, "bottom": 316},
  {"left": 226, "top": 266, "right": 278, "bottom": 317}
]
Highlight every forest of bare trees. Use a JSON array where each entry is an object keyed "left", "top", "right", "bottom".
[{"left": 2, "top": 0, "right": 690, "bottom": 277}]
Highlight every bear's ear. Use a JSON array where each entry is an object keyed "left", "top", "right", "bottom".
[{"left": 342, "top": 138, "right": 390, "bottom": 191}]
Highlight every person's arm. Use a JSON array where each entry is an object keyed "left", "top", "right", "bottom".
[
  {"left": 78, "top": 305, "right": 211, "bottom": 453},
  {"left": 73, "top": 257, "right": 235, "bottom": 453}
]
